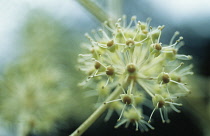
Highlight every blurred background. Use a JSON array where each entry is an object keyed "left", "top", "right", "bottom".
[{"left": 0, "top": 0, "right": 209, "bottom": 136}]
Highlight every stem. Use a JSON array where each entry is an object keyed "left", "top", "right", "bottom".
[
  {"left": 107, "top": 0, "right": 122, "bottom": 19},
  {"left": 77, "top": 0, "right": 109, "bottom": 22},
  {"left": 70, "top": 86, "right": 122, "bottom": 136},
  {"left": 17, "top": 114, "right": 33, "bottom": 136}
]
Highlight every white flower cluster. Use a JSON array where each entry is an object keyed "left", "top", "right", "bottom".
[{"left": 78, "top": 16, "right": 193, "bottom": 132}]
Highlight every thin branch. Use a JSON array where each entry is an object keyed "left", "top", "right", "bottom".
[
  {"left": 107, "top": 0, "right": 122, "bottom": 19},
  {"left": 70, "top": 86, "right": 122, "bottom": 136},
  {"left": 77, "top": 0, "right": 109, "bottom": 22}
]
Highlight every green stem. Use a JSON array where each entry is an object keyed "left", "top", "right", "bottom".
[
  {"left": 70, "top": 86, "right": 122, "bottom": 136},
  {"left": 107, "top": 0, "right": 122, "bottom": 19},
  {"left": 17, "top": 114, "right": 32, "bottom": 136},
  {"left": 77, "top": 0, "right": 109, "bottom": 22}
]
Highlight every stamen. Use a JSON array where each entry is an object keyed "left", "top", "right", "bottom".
[
  {"left": 148, "top": 103, "right": 158, "bottom": 123},
  {"left": 126, "top": 16, "right": 136, "bottom": 29},
  {"left": 149, "top": 28, "right": 154, "bottom": 44},
  {"left": 128, "top": 79, "right": 134, "bottom": 94},
  {"left": 93, "top": 60, "right": 106, "bottom": 68},
  {"left": 170, "top": 104, "right": 181, "bottom": 113},
  {"left": 104, "top": 99, "right": 121, "bottom": 104},
  {"left": 104, "top": 109, "right": 114, "bottom": 121},
  {"left": 117, "top": 18, "right": 122, "bottom": 23},
  {"left": 133, "top": 28, "right": 140, "bottom": 40},
  {"left": 170, "top": 31, "right": 180, "bottom": 45},
  {"left": 138, "top": 123, "right": 145, "bottom": 132},
  {"left": 159, "top": 81, "right": 163, "bottom": 88},
  {"left": 85, "top": 33, "right": 95, "bottom": 43},
  {"left": 169, "top": 62, "right": 184, "bottom": 74},
  {"left": 163, "top": 108, "right": 170, "bottom": 123},
  {"left": 118, "top": 104, "right": 126, "bottom": 121},
  {"left": 179, "top": 64, "right": 193, "bottom": 74},
  {"left": 171, "top": 36, "right": 183, "bottom": 47},
  {"left": 122, "top": 15, "right": 127, "bottom": 28},
  {"left": 141, "top": 120, "right": 155, "bottom": 130},
  {"left": 175, "top": 41, "right": 184, "bottom": 49},
  {"left": 135, "top": 121, "right": 139, "bottom": 131},
  {"left": 91, "top": 29, "right": 101, "bottom": 41},
  {"left": 161, "top": 50, "right": 173, "bottom": 53},
  {"left": 103, "top": 21, "right": 114, "bottom": 32},
  {"left": 182, "top": 72, "right": 194, "bottom": 76},
  {"left": 181, "top": 85, "right": 191, "bottom": 93},
  {"left": 165, "top": 101, "right": 182, "bottom": 106},
  {"left": 118, "top": 83, "right": 126, "bottom": 94},
  {"left": 125, "top": 121, "right": 130, "bottom": 128},
  {"left": 98, "top": 29, "right": 110, "bottom": 40},
  {"left": 166, "top": 85, "right": 172, "bottom": 99},
  {"left": 102, "top": 78, "right": 110, "bottom": 88},
  {"left": 132, "top": 104, "right": 141, "bottom": 117},
  {"left": 88, "top": 73, "right": 105, "bottom": 78},
  {"left": 157, "top": 25, "right": 164, "bottom": 43},
  {"left": 173, "top": 93, "right": 188, "bottom": 97},
  {"left": 119, "top": 29, "right": 127, "bottom": 41},
  {"left": 114, "top": 119, "right": 127, "bottom": 128},
  {"left": 146, "top": 18, "right": 152, "bottom": 29},
  {"left": 176, "top": 55, "right": 192, "bottom": 60},
  {"left": 94, "top": 42, "right": 107, "bottom": 48},
  {"left": 170, "top": 80, "right": 185, "bottom": 86},
  {"left": 159, "top": 108, "right": 165, "bottom": 123},
  {"left": 141, "top": 122, "right": 149, "bottom": 132}
]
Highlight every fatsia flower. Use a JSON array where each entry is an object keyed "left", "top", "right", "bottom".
[{"left": 78, "top": 15, "right": 193, "bottom": 131}]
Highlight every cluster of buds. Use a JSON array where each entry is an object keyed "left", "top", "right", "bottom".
[{"left": 78, "top": 15, "right": 193, "bottom": 132}]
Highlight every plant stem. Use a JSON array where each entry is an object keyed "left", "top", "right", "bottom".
[
  {"left": 77, "top": 0, "right": 109, "bottom": 22},
  {"left": 70, "top": 86, "right": 122, "bottom": 136},
  {"left": 17, "top": 114, "right": 32, "bottom": 136},
  {"left": 107, "top": 0, "right": 122, "bottom": 19}
]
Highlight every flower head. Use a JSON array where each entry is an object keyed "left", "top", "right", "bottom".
[{"left": 78, "top": 15, "right": 193, "bottom": 131}]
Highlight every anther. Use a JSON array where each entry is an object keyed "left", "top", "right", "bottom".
[
  {"left": 158, "top": 100, "right": 165, "bottom": 108},
  {"left": 154, "top": 43, "right": 162, "bottom": 50},
  {"left": 158, "top": 25, "right": 165, "bottom": 30},
  {"left": 142, "top": 30, "right": 148, "bottom": 34},
  {"left": 131, "top": 16, "right": 137, "bottom": 20},
  {"left": 176, "top": 36, "right": 183, "bottom": 43},
  {"left": 126, "top": 38, "right": 135, "bottom": 46},
  {"left": 127, "top": 64, "right": 136, "bottom": 73},
  {"left": 162, "top": 73, "right": 170, "bottom": 83},
  {"left": 117, "top": 18, "right": 122, "bottom": 22},
  {"left": 175, "top": 31, "right": 180, "bottom": 35},
  {"left": 94, "top": 61, "right": 101, "bottom": 69},
  {"left": 122, "top": 95, "right": 132, "bottom": 105},
  {"left": 107, "top": 40, "right": 114, "bottom": 47},
  {"left": 106, "top": 66, "right": 114, "bottom": 76}
]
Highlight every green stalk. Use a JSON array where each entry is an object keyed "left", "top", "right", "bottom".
[
  {"left": 70, "top": 86, "right": 122, "bottom": 136},
  {"left": 77, "top": 0, "right": 109, "bottom": 22},
  {"left": 107, "top": 0, "right": 122, "bottom": 19}
]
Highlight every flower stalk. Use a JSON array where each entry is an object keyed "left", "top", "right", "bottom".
[
  {"left": 70, "top": 86, "right": 122, "bottom": 136},
  {"left": 77, "top": 0, "right": 109, "bottom": 22}
]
